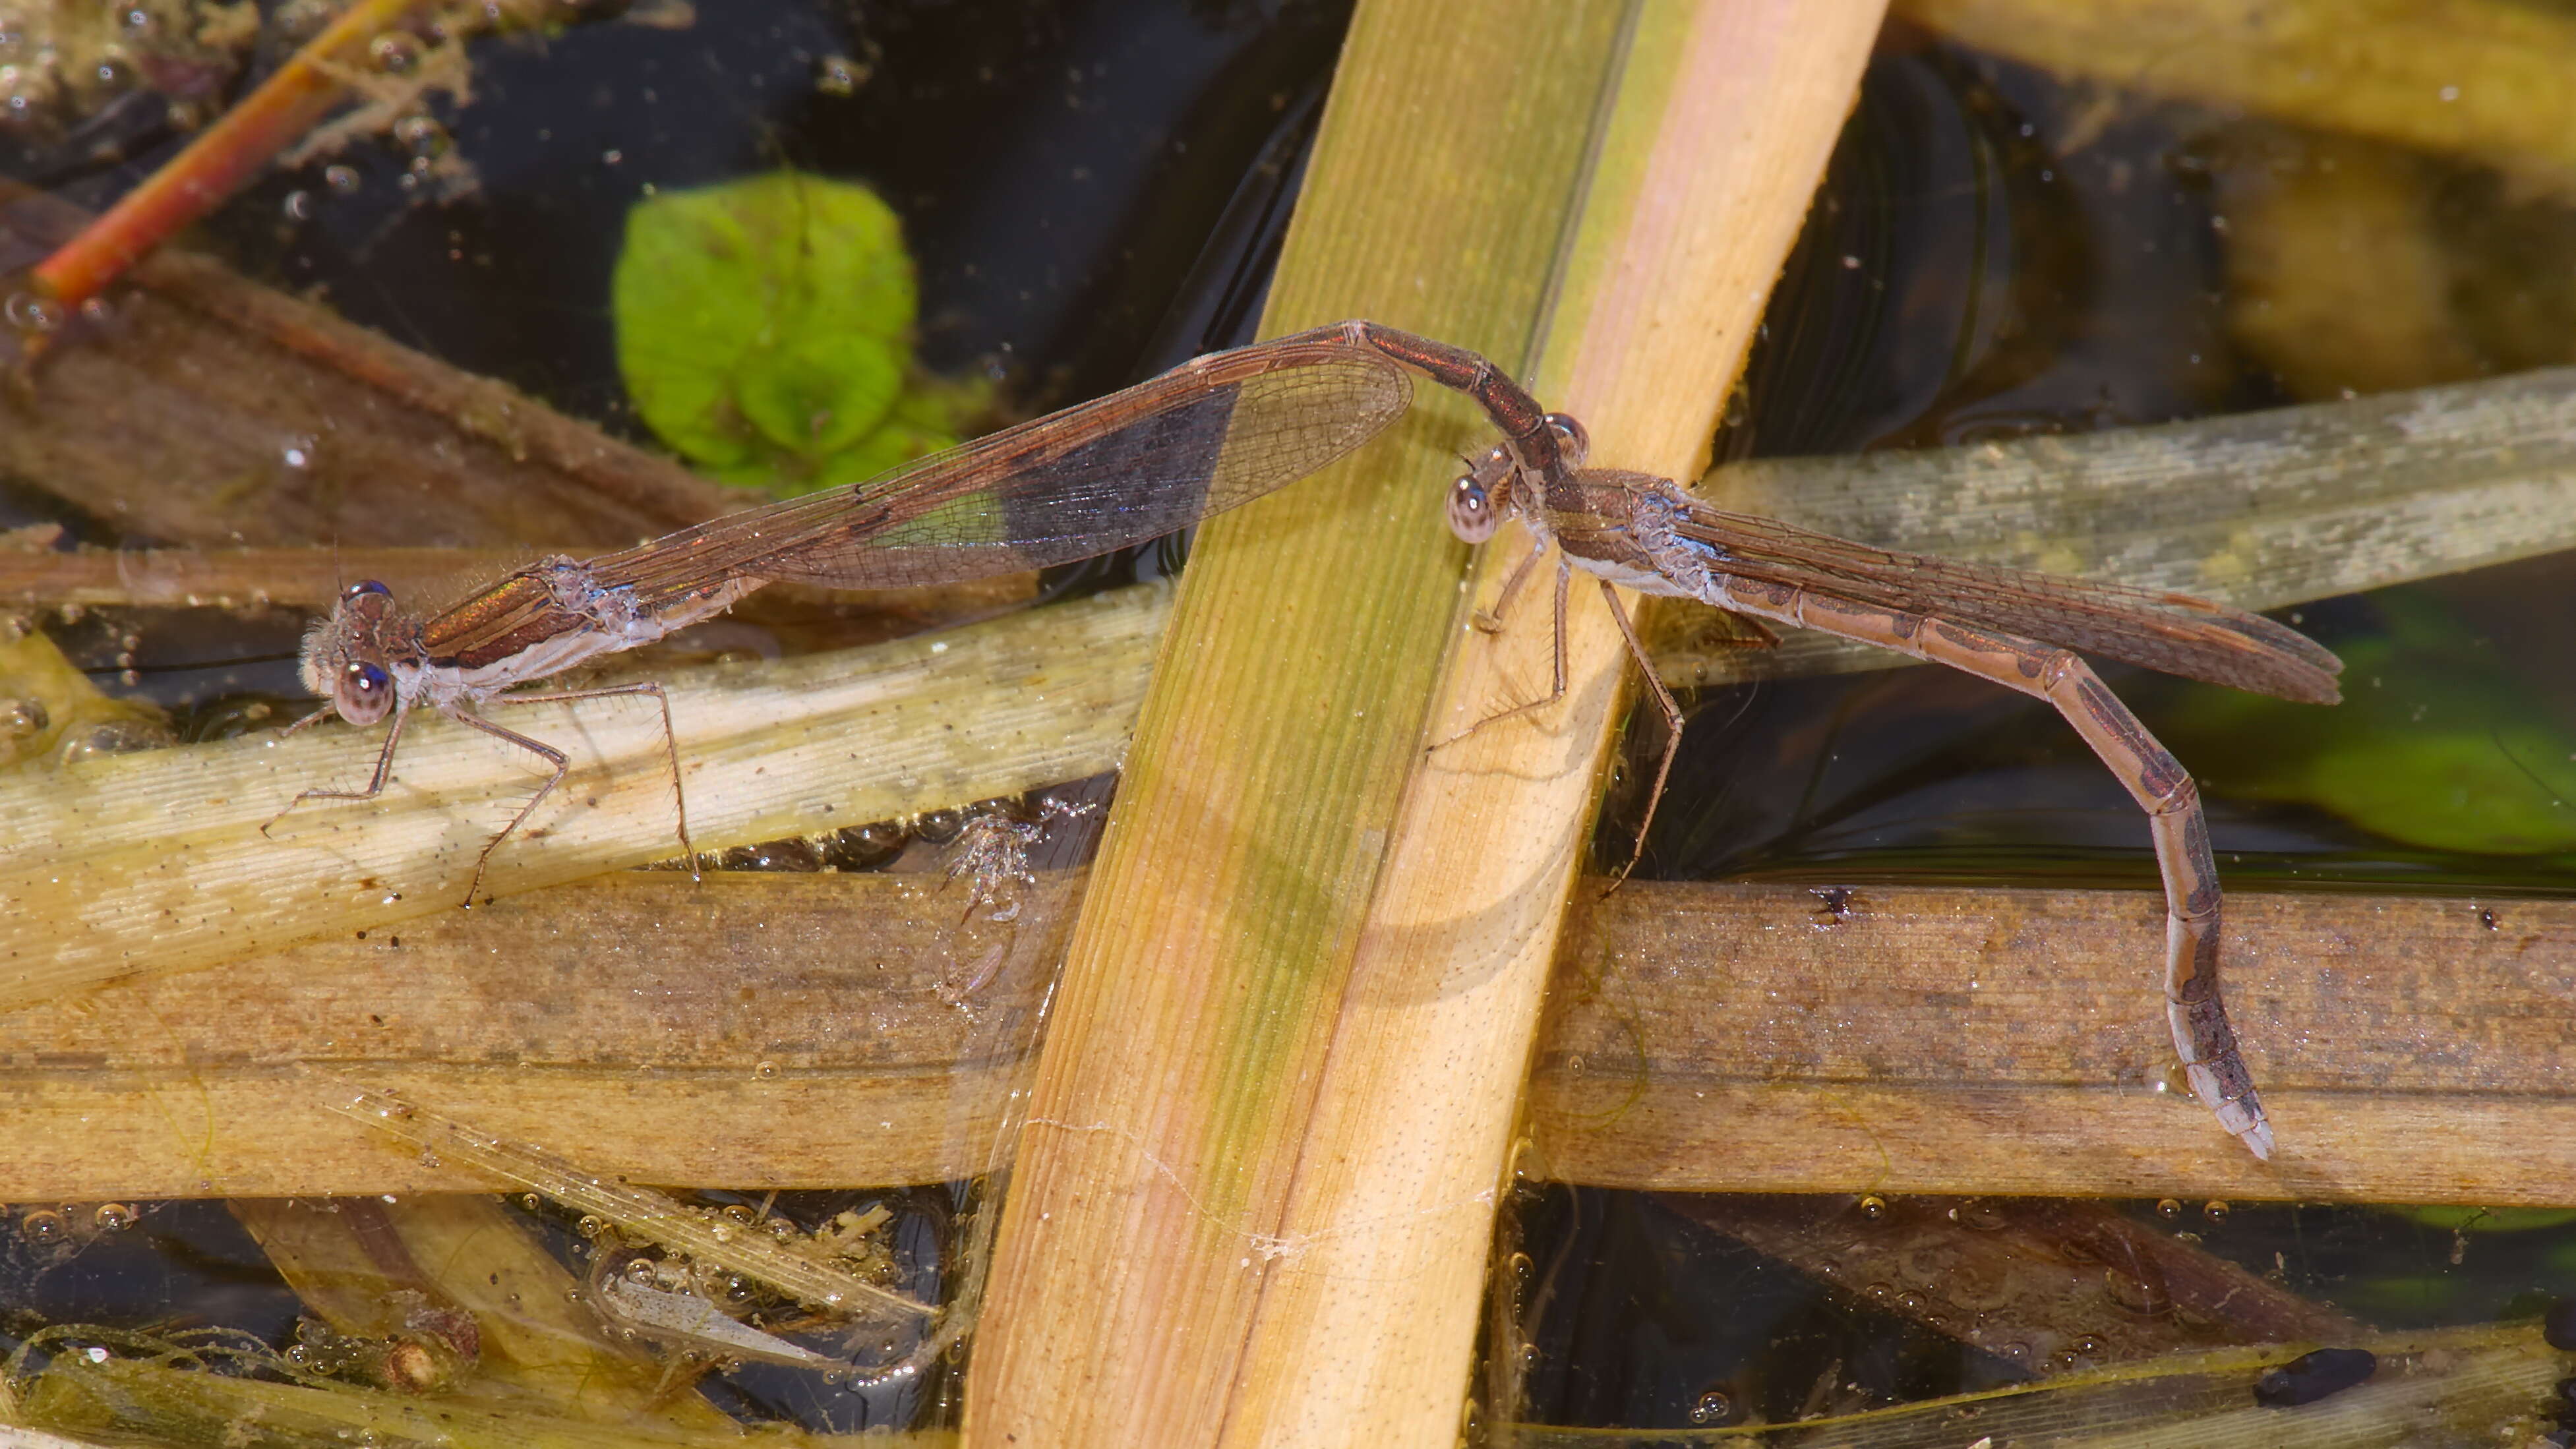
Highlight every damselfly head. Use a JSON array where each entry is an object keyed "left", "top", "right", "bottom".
[
  {"left": 1447, "top": 442, "right": 1520, "bottom": 545},
  {"left": 299, "top": 579, "right": 402, "bottom": 726}
]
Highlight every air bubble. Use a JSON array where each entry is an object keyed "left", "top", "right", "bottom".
[
  {"left": 369, "top": 32, "right": 419, "bottom": 73},
  {"left": 394, "top": 113, "right": 447, "bottom": 158},
  {"left": 1956, "top": 1200, "right": 2008, "bottom": 1231},
  {"left": 5, "top": 291, "right": 61, "bottom": 332},
  {"left": 816, "top": 54, "right": 868, "bottom": 95},
  {"left": 1688, "top": 1388, "right": 1734, "bottom": 1425}
]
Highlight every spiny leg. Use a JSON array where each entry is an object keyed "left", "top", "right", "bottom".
[
  {"left": 1592, "top": 577, "right": 1685, "bottom": 890},
  {"left": 273, "top": 701, "right": 338, "bottom": 740},
  {"left": 493, "top": 680, "right": 701, "bottom": 881},
  {"left": 444, "top": 706, "right": 572, "bottom": 908},
  {"left": 1432, "top": 556, "right": 1573, "bottom": 751},
  {"left": 1716, "top": 579, "right": 2273, "bottom": 1159},
  {"left": 262, "top": 703, "right": 413, "bottom": 838},
  {"left": 1473, "top": 533, "right": 1550, "bottom": 634}
]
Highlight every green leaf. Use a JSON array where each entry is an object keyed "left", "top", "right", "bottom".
[
  {"left": 734, "top": 328, "right": 902, "bottom": 458},
  {"left": 613, "top": 171, "right": 926, "bottom": 482},
  {"left": 2383, "top": 1205, "right": 2576, "bottom": 1233},
  {"left": 2159, "top": 591, "right": 2576, "bottom": 855},
  {"left": 822, "top": 421, "right": 957, "bottom": 488}
]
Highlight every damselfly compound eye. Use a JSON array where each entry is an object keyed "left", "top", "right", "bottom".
[
  {"left": 1543, "top": 412, "right": 1589, "bottom": 465},
  {"left": 337, "top": 661, "right": 394, "bottom": 725},
  {"left": 1447, "top": 473, "right": 1497, "bottom": 544}
]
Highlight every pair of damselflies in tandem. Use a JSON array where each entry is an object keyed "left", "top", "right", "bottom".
[{"left": 278, "top": 318, "right": 2343, "bottom": 1158}]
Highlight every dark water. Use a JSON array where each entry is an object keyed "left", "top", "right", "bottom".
[
  {"left": 7, "top": 7, "right": 2575, "bottom": 1442},
  {"left": 212, "top": 0, "right": 1350, "bottom": 415},
  {"left": 1511, "top": 1189, "right": 2576, "bottom": 1432},
  {"left": 1611, "top": 40, "right": 2576, "bottom": 900}
]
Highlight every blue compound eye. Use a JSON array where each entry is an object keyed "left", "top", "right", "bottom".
[
  {"left": 1544, "top": 412, "right": 1589, "bottom": 465},
  {"left": 347, "top": 579, "right": 392, "bottom": 599},
  {"left": 335, "top": 661, "right": 396, "bottom": 724},
  {"left": 1447, "top": 473, "right": 1498, "bottom": 545}
]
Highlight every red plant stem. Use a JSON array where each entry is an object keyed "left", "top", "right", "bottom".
[{"left": 30, "top": 0, "right": 433, "bottom": 312}]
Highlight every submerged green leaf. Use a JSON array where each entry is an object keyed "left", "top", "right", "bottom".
[
  {"left": 2386, "top": 1206, "right": 2576, "bottom": 1234},
  {"left": 2160, "top": 591, "right": 2576, "bottom": 856},
  {"left": 612, "top": 171, "right": 988, "bottom": 495}
]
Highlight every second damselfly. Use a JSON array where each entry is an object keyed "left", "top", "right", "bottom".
[{"left": 1442, "top": 413, "right": 2342, "bottom": 1160}]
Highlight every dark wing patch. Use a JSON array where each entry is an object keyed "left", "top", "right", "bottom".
[{"left": 582, "top": 338, "right": 1414, "bottom": 606}]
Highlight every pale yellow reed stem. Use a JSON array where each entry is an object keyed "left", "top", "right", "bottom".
[{"left": 963, "top": 1, "right": 1886, "bottom": 1442}]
